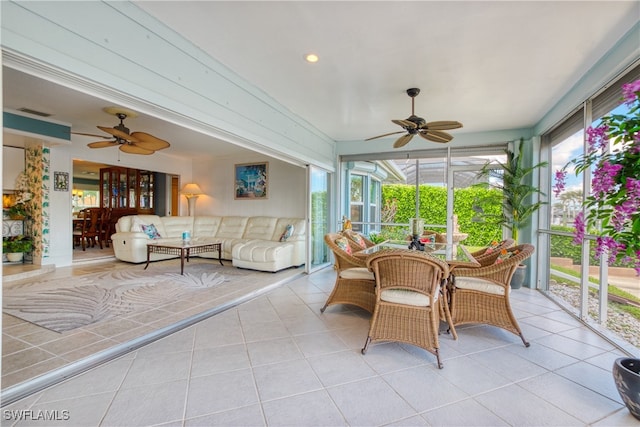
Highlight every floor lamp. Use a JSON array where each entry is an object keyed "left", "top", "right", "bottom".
[{"left": 180, "top": 183, "right": 203, "bottom": 216}]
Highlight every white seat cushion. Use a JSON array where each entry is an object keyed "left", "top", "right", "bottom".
[
  {"left": 381, "top": 289, "right": 436, "bottom": 306},
  {"left": 339, "top": 268, "right": 374, "bottom": 280},
  {"left": 455, "top": 277, "right": 509, "bottom": 295}
]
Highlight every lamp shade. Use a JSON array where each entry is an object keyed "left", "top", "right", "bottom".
[{"left": 180, "top": 183, "right": 203, "bottom": 196}]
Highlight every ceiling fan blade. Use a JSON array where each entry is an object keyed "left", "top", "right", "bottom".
[
  {"left": 130, "top": 132, "right": 170, "bottom": 150},
  {"left": 364, "top": 130, "right": 405, "bottom": 141},
  {"left": 72, "top": 131, "right": 110, "bottom": 138},
  {"left": 419, "top": 130, "right": 453, "bottom": 143},
  {"left": 391, "top": 119, "right": 417, "bottom": 129},
  {"left": 97, "top": 126, "right": 139, "bottom": 143},
  {"left": 393, "top": 133, "right": 414, "bottom": 148},
  {"left": 424, "top": 121, "right": 463, "bottom": 131},
  {"left": 119, "top": 144, "right": 154, "bottom": 155},
  {"left": 87, "top": 140, "right": 117, "bottom": 148}
]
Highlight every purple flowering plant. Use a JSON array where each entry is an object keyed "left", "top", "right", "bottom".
[{"left": 554, "top": 79, "right": 640, "bottom": 274}]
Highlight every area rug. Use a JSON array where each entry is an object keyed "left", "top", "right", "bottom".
[{"left": 2, "top": 263, "right": 246, "bottom": 333}]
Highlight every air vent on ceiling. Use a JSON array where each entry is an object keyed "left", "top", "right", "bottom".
[{"left": 17, "top": 107, "right": 52, "bottom": 117}]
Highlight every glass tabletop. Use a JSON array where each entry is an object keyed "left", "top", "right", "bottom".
[{"left": 356, "top": 240, "right": 479, "bottom": 268}]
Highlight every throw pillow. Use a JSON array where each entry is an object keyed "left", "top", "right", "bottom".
[
  {"left": 335, "top": 236, "right": 352, "bottom": 255},
  {"left": 346, "top": 231, "right": 367, "bottom": 249},
  {"left": 141, "top": 223, "right": 162, "bottom": 240},
  {"left": 484, "top": 240, "right": 500, "bottom": 254},
  {"left": 494, "top": 248, "right": 519, "bottom": 264},
  {"left": 280, "top": 224, "right": 295, "bottom": 242}
]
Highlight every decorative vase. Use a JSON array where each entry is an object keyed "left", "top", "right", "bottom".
[
  {"left": 6, "top": 252, "right": 23, "bottom": 262},
  {"left": 612, "top": 358, "right": 640, "bottom": 420},
  {"left": 510, "top": 264, "right": 527, "bottom": 289}
]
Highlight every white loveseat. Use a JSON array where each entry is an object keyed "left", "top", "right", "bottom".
[{"left": 111, "top": 215, "right": 306, "bottom": 272}]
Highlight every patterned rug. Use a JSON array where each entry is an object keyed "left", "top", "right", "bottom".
[{"left": 3, "top": 263, "right": 242, "bottom": 333}]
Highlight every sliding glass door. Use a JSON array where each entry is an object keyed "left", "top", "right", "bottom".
[{"left": 307, "top": 166, "right": 331, "bottom": 272}]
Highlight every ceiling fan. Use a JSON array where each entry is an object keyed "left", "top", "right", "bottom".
[
  {"left": 72, "top": 107, "right": 170, "bottom": 155},
  {"left": 365, "top": 88, "right": 463, "bottom": 148}
]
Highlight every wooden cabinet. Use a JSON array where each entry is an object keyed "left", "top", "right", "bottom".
[{"left": 100, "top": 167, "right": 154, "bottom": 214}]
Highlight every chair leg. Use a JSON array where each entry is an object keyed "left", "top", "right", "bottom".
[
  {"left": 520, "top": 333, "right": 530, "bottom": 347},
  {"left": 435, "top": 348, "right": 443, "bottom": 369},
  {"left": 361, "top": 336, "right": 371, "bottom": 354}
]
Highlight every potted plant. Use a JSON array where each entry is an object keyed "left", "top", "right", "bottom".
[
  {"left": 472, "top": 138, "right": 548, "bottom": 288},
  {"left": 3, "top": 235, "right": 33, "bottom": 262},
  {"left": 7, "top": 202, "right": 29, "bottom": 220},
  {"left": 8, "top": 171, "right": 33, "bottom": 220}
]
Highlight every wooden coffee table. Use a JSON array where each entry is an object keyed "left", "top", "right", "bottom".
[{"left": 144, "top": 241, "right": 223, "bottom": 275}]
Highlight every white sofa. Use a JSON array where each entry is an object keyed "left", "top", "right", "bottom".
[{"left": 111, "top": 215, "right": 306, "bottom": 272}]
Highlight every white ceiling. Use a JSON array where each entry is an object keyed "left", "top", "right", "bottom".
[{"left": 2, "top": 1, "right": 638, "bottom": 160}]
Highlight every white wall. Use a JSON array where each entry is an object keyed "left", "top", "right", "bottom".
[
  {"left": 47, "top": 146, "right": 73, "bottom": 267},
  {"left": 2, "top": 145, "right": 25, "bottom": 191},
  {"left": 194, "top": 154, "right": 306, "bottom": 218}
]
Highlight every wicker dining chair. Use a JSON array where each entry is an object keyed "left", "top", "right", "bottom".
[
  {"left": 422, "top": 229, "right": 447, "bottom": 243},
  {"left": 321, "top": 233, "right": 376, "bottom": 313},
  {"left": 469, "top": 238, "right": 516, "bottom": 265},
  {"left": 449, "top": 243, "right": 535, "bottom": 347},
  {"left": 362, "top": 249, "right": 450, "bottom": 368}
]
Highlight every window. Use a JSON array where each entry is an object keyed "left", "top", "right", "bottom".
[{"left": 541, "top": 63, "right": 640, "bottom": 335}]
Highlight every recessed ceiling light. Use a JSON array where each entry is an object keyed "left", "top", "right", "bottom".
[{"left": 304, "top": 53, "right": 319, "bottom": 63}]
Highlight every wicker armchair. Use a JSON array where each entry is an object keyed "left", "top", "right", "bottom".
[
  {"left": 421, "top": 229, "right": 447, "bottom": 243},
  {"left": 362, "top": 249, "right": 450, "bottom": 368},
  {"left": 470, "top": 238, "right": 515, "bottom": 265},
  {"left": 449, "top": 244, "right": 534, "bottom": 347},
  {"left": 321, "top": 233, "right": 376, "bottom": 313}
]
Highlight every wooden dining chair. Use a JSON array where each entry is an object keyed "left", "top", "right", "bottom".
[
  {"left": 449, "top": 243, "right": 534, "bottom": 347},
  {"left": 73, "top": 207, "right": 106, "bottom": 250},
  {"left": 362, "top": 249, "right": 450, "bottom": 368},
  {"left": 100, "top": 208, "right": 113, "bottom": 248},
  {"left": 321, "top": 233, "right": 376, "bottom": 314}
]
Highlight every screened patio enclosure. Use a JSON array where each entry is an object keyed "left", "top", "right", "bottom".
[{"left": 342, "top": 145, "right": 511, "bottom": 248}]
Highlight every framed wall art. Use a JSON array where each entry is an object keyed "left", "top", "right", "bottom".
[
  {"left": 54, "top": 171, "right": 69, "bottom": 191},
  {"left": 235, "top": 162, "right": 268, "bottom": 199}
]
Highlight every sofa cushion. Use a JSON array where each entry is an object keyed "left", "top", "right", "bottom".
[
  {"left": 216, "top": 217, "right": 249, "bottom": 239},
  {"left": 243, "top": 217, "right": 278, "bottom": 240},
  {"left": 131, "top": 217, "right": 146, "bottom": 232},
  {"left": 160, "top": 216, "right": 194, "bottom": 239},
  {"left": 193, "top": 216, "right": 222, "bottom": 236}
]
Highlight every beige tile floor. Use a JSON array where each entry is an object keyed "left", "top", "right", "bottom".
[{"left": 2, "top": 261, "right": 640, "bottom": 426}]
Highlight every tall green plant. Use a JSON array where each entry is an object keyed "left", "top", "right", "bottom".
[{"left": 473, "top": 138, "right": 548, "bottom": 242}]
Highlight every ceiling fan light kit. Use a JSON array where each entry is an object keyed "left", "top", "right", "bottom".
[
  {"left": 73, "top": 107, "right": 170, "bottom": 155},
  {"left": 366, "top": 88, "right": 462, "bottom": 148}
]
